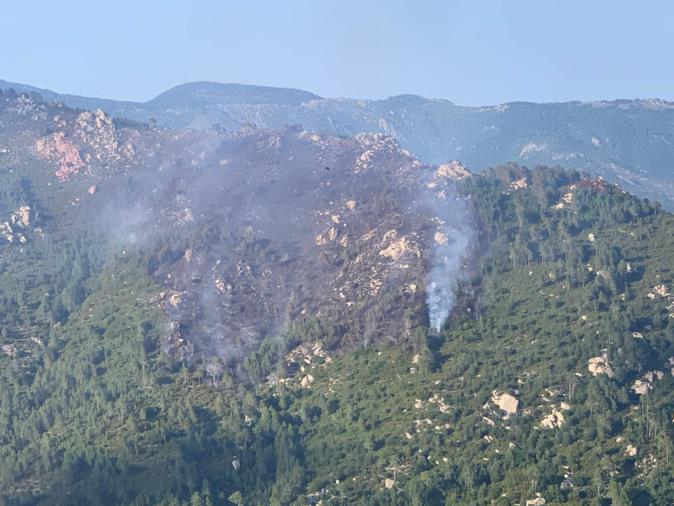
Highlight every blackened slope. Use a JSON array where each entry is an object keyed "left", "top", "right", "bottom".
[{"left": 0, "top": 91, "right": 474, "bottom": 366}]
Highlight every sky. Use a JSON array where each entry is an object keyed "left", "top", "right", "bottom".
[{"left": 1, "top": 1, "right": 673, "bottom": 105}]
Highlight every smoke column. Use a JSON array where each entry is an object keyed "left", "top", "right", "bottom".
[{"left": 424, "top": 191, "right": 474, "bottom": 333}]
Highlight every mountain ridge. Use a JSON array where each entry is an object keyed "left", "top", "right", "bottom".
[
  {"left": 4, "top": 77, "right": 674, "bottom": 211},
  {"left": 6, "top": 76, "right": 674, "bottom": 109}
]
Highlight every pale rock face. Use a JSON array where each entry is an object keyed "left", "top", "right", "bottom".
[
  {"left": 10, "top": 206, "right": 30, "bottom": 228},
  {"left": 300, "top": 374, "right": 315, "bottom": 387},
  {"left": 0, "top": 222, "right": 14, "bottom": 243},
  {"left": 540, "top": 407, "right": 565, "bottom": 429},
  {"left": 588, "top": 233, "right": 596, "bottom": 242},
  {"left": 625, "top": 444, "right": 637, "bottom": 457},
  {"left": 588, "top": 354, "right": 613, "bottom": 377},
  {"left": 526, "top": 494, "right": 546, "bottom": 505},
  {"left": 379, "top": 235, "right": 421, "bottom": 261},
  {"left": 345, "top": 200, "right": 357, "bottom": 211},
  {"left": 553, "top": 192, "right": 575, "bottom": 210},
  {"left": 215, "top": 278, "right": 228, "bottom": 294},
  {"left": 36, "top": 132, "right": 85, "bottom": 181},
  {"left": 435, "top": 161, "right": 471, "bottom": 181},
  {"left": 76, "top": 109, "right": 120, "bottom": 160},
  {"left": 492, "top": 391, "right": 519, "bottom": 416},
  {"left": 37, "top": 108, "right": 136, "bottom": 182},
  {"left": 631, "top": 371, "right": 664, "bottom": 395},
  {"left": 648, "top": 284, "right": 670, "bottom": 299},
  {"left": 1, "top": 207, "right": 31, "bottom": 244},
  {"left": 352, "top": 133, "right": 402, "bottom": 172},
  {"left": 315, "top": 226, "right": 339, "bottom": 246},
  {"left": 384, "top": 478, "right": 395, "bottom": 489},
  {"left": 509, "top": 177, "right": 529, "bottom": 190},
  {"left": 433, "top": 231, "right": 448, "bottom": 246},
  {"left": 168, "top": 291, "right": 182, "bottom": 307},
  {"left": 632, "top": 379, "right": 652, "bottom": 395}
]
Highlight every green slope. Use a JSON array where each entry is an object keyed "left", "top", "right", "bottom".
[{"left": 1, "top": 166, "right": 673, "bottom": 505}]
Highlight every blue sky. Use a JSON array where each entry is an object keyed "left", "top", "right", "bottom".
[{"left": 1, "top": 1, "right": 672, "bottom": 105}]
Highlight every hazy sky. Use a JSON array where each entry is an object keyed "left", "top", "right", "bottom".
[{"left": 2, "top": 1, "right": 672, "bottom": 105}]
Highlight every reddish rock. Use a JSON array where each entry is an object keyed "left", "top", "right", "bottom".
[{"left": 36, "top": 132, "right": 85, "bottom": 181}]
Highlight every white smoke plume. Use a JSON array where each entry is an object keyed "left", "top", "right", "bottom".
[{"left": 424, "top": 191, "right": 475, "bottom": 333}]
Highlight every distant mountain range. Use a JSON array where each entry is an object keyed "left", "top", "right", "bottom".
[{"left": 2, "top": 78, "right": 674, "bottom": 209}]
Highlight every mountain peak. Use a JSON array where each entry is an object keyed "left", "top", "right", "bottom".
[{"left": 146, "top": 81, "right": 322, "bottom": 108}]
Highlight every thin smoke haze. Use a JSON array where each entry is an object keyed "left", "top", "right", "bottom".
[{"left": 424, "top": 191, "right": 474, "bottom": 332}]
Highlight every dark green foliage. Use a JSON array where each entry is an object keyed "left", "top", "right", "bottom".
[{"left": 1, "top": 166, "right": 674, "bottom": 504}]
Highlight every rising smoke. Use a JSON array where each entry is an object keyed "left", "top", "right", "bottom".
[{"left": 421, "top": 187, "right": 475, "bottom": 333}]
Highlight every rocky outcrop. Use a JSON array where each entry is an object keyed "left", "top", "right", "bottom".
[
  {"left": 631, "top": 371, "right": 664, "bottom": 395},
  {"left": 647, "top": 284, "right": 670, "bottom": 299},
  {"left": 36, "top": 132, "right": 85, "bottom": 181},
  {"left": 1, "top": 206, "right": 31, "bottom": 244},
  {"left": 526, "top": 494, "right": 546, "bottom": 505},
  {"left": 353, "top": 133, "right": 409, "bottom": 173},
  {"left": 315, "top": 227, "right": 338, "bottom": 246},
  {"left": 433, "top": 231, "right": 448, "bottom": 246},
  {"left": 10, "top": 206, "right": 30, "bottom": 228},
  {"left": 0, "top": 222, "right": 16, "bottom": 243},
  {"left": 492, "top": 391, "right": 519, "bottom": 416},
  {"left": 588, "top": 354, "right": 613, "bottom": 377},
  {"left": 553, "top": 191, "right": 575, "bottom": 210},
  {"left": 378, "top": 232, "right": 421, "bottom": 261},
  {"left": 36, "top": 108, "right": 138, "bottom": 182},
  {"left": 300, "top": 374, "right": 315, "bottom": 387},
  {"left": 75, "top": 109, "right": 134, "bottom": 161},
  {"left": 540, "top": 406, "right": 567, "bottom": 429},
  {"left": 509, "top": 177, "right": 529, "bottom": 190},
  {"left": 435, "top": 161, "right": 471, "bottom": 181}
]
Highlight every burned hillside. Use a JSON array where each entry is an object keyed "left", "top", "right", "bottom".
[
  {"left": 0, "top": 91, "right": 475, "bottom": 364},
  {"left": 119, "top": 129, "right": 476, "bottom": 361}
]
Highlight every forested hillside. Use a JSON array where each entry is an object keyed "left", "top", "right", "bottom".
[{"left": 0, "top": 90, "right": 673, "bottom": 505}]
